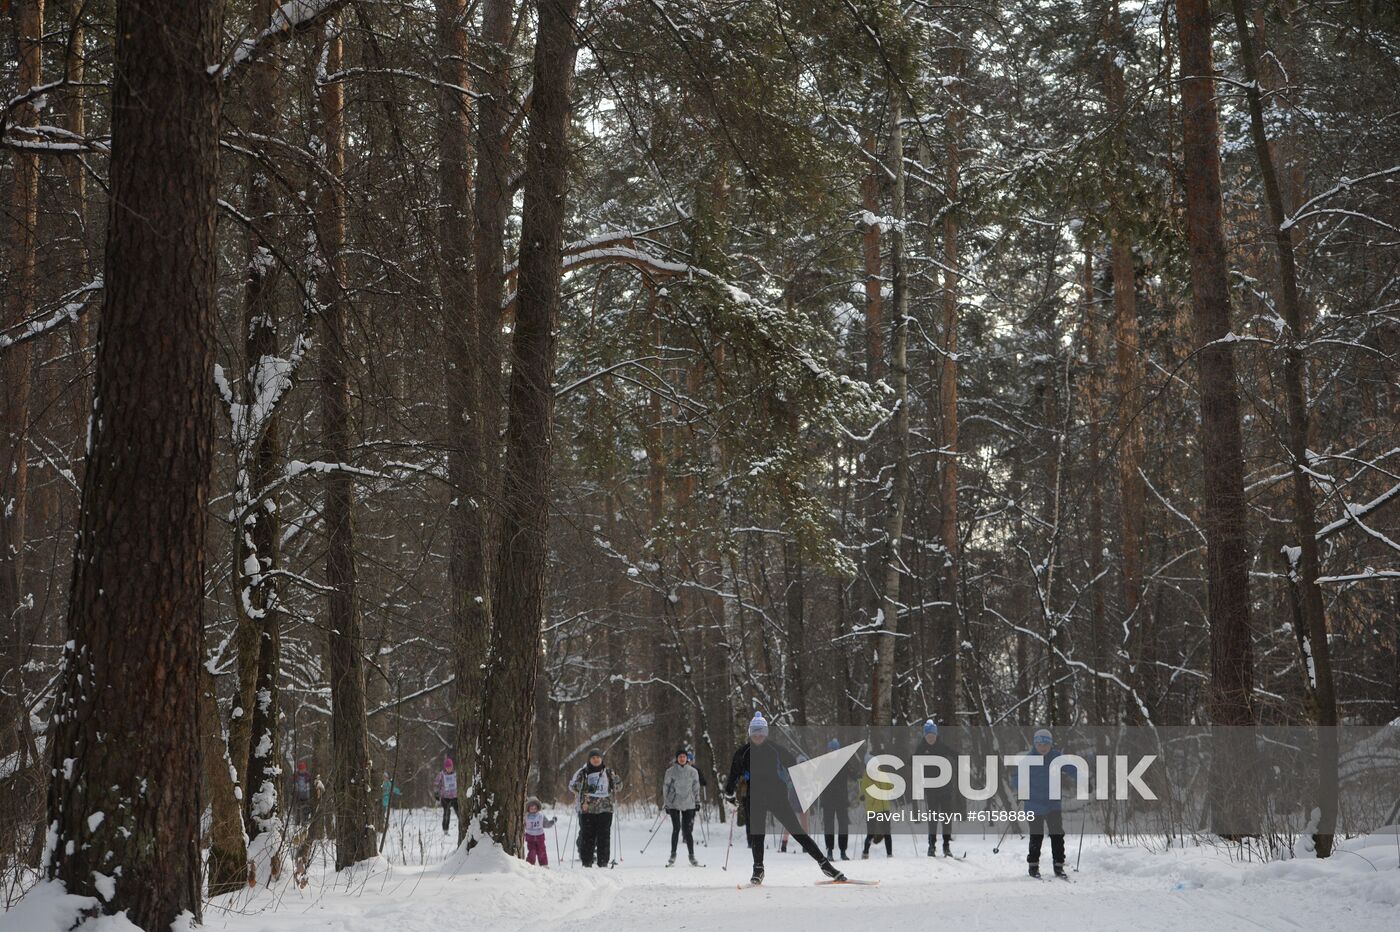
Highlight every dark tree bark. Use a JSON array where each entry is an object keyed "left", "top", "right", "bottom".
[
  {"left": 236, "top": 0, "right": 287, "bottom": 844},
  {"left": 44, "top": 0, "right": 224, "bottom": 925},
  {"left": 936, "top": 41, "right": 965, "bottom": 726},
  {"left": 871, "top": 91, "right": 908, "bottom": 727},
  {"left": 1102, "top": 0, "right": 1152, "bottom": 722},
  {"left": 473, "top": 0, "right": 516, "bottom": 485},
  {"left": 1176, "top": 0, "right": 1255, "bottom": 728},
  {"left": 434, "top": 0, "right": 490, "bottom": 831},
  {"left": 1229, "top": 0, "right": 1337, "bottom": 857},
  {"left": 471, "top": 0, "right": 581, "bottom": 854},
  {"left": 201, "top": 666, "right": 250, "bottom": 896},
  {"left": 1, "top": 0, "right": 42, "bottom": 750},
  {"left": 1080, "top": 246, "right": 1110, "bottom": 725},
  {"left": 316, "top": 18, "right": 378, "bottom": 870}
]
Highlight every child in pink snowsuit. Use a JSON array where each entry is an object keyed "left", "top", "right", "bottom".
[{"left": 524, "top": 797, "right": 555, "bottom": 866}]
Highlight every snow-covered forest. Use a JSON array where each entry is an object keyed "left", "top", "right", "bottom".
[{"left": 1, "top": 0, "right": 1398, "bottom": 929}]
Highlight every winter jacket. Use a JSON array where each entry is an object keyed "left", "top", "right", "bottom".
[
  {"left": 433, "top": 769, "right": 459, "bottom": 800},
  {"left": 906, "top": 736, "right": 960, "bottom": 808},
  {"left": 859, "top": 771, "right": 895, "bottom": 813},
  {"left": 817, "top": 754, "right": 860, "bottom": 810},
  {"left": 524, "top": 798, "right": 557, "bottom": 836},
  {"left": 1012, "top": 746, "right": 1072, "bottom": 815},
  {"left": 569, "top": 764, "right": 622, "bottom": 813},
  {"left": 293, "top": 772, "right": 313, "bottom": 801},
  {"left": 663, "top": 762, "right": 702, "bottom": 811},
  {"left": 725, "top": 741, "right": 801, "bottom": 818},
  {"left": 380, "top": 778, "right": 403, "bottom": 808}
]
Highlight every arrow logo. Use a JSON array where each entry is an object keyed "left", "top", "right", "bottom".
[{"left": 788, "top": 740, "right": 865, "bottom": 813}]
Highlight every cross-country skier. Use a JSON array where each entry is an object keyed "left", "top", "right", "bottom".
[
  {"left": 569, "top": 748, "right": 622, "bottom": 868},
  {"left": 909, "top": 720, "right": 957, "bottom": 857},
  {"left": 1013, "top": 727, "right": 1070, "bottom": 878},
  {"left": 662, "top": 747, "right": 702, "bottom": 866},
  {"left": 432, "top": 756, "right": 458, "bottom": 833},
  {"left": 819, "top": 739, "right": 857, "bottom": 860},
  {"left": 723, "top": 712, "right": 845, "bottom": 886},
  {"left": 292, "top": 761, "right": 314, "bottom": 826},
  {"left": 859, "top": 752, "right": 894, "bottom": 858},
  {"left": 523, "top": 796, "right": 556, "bottom": 866}
]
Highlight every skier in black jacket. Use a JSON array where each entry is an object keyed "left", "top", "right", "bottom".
[
  {"left": 818, "top": 739, "right": 858, "bottom": 860},
  {"left": 724, "top": 712, "right": 845, "bottom": 886},
  {"left": 908, "top": 720, "right": 958, "bottom": 857}
]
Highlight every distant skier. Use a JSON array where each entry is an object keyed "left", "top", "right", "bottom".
[
  {"left": 569, "top": 748, "right": 622, "bottom": 868},
  {"left": 819, "top": 739, "right": 857, "bottom": 860},
  {"left": 909, "top": 720, "right": 957, "bottom": 857},
  {"left": 523, "top": 796, "right": 556, "bottom": 866},
  {"left": 292, "top": 761, "right": 314, "bottom": 826},
  {"left": 1013, "top": 727, "right": 1069, "bottom": 878},
  {"left": 723, "top": 712, "right": 845, "bottom": 886},
  {"left": 433, "top": 756, "right": 458, "bottom": 833},
  {"left": 662, "top": 747, "right": 702, "bottom": 866},
  {"left": 859, "top": 753, "right": 894, "bottom": 858},
  {"left": 380, "top": 771, "right": 403, "bottom": 814}
]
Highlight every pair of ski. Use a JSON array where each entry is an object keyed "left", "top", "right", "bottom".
[{"left": 737, "top": 879, "right": 880, "bottom": 889}]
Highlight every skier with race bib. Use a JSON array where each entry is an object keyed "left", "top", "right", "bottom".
[
  {"left": 569, "top": 748, "right": 622, "bottom": 868},
  {"left": 433, "top": 756, "right": 458, "bottom": 833}
]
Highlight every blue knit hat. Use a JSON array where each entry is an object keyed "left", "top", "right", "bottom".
[
  {"left": 827, "top": 739, "right": 840, "bottom": 751},
  {"left": 1033, "top": 728, "right": 1053, "bottom": 744},
  {"left": 748, "top": 712, "right": 769, "bottom": 737},
  {"left": 923, "top": 720, "right": 938, "bottom": 736}
]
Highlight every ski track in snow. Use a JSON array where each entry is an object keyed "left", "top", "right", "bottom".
[{"left": 6, "top": 809, "right": 1398, "bottom": 931}]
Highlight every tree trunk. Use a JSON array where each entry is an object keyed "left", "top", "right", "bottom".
[
  {"left": 473, "top": 0, "right": 516, "bottom": 547},
  {"left": 871, "top": 92, "right": 909, "bottom": 727},
  {"left": 434, "top": 0, "right": 490, "bottom": 834},
  {"left": 236, "top": 0, "right": 286, "bottom": 842},
  {"left": 0, "top": 0, "right": 42, "bottom": 749},
  {"left": 1103, "top": 0, "right": 1151, "bottom": 722},
  {"left": 471, "top": 0, "right": 581, "bottom": 854},
  {"left": 1177, "top": 0, "right": 1255, "bottom": 729},
  {"left": 937, "top": 47, "right": 964, "bottom": 726},
  {"left": 1081, "top": 246, "right": 1109, "bottom": 725},
  {"left": 201, "top": 667, "right": 250, "bottom": 896},
  {"left": 316, "top": 18, "right": 379, "bottom": 870},
  {"left": 44, "top": 0, "right": 223, "bottom": 925},
  {"left": 1228, "top": 0, "right": 1337, "bottom": 857}
]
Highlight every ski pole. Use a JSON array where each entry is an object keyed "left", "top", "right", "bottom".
[
  {"left": 992, "top": 817, "right": 1015, "bottom": 854},
  {"left": 567, "top": 812, "right": 577, "bottom": 867},
  {"left": 1074, "top": 807, "right": 1087, "bottom": 872},
  {"left": 722, "top": 804, "right": 736, "bottom": 871},
  {"left": 611, "top": 810, "right": 622, "bottom": 867},
  {"left": 554, "top": 814, "right": 562, "bottom": 863},
  {"left": 640, "top": 809, "right": 666, "bottom": 854}
]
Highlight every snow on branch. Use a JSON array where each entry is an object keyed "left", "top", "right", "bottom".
[
  {"left": 217, "top": 0, "right": 350, "bottom": 81},
  {"left": 0, "top": 278, "right": 103, "bottom": 353}
]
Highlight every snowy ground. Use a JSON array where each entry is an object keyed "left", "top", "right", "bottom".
[{"left": 6, "top": 807, "right": 1399, "bottom": 931}]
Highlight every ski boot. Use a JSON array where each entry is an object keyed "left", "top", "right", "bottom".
[
  {"left": 1054, "top": 864, "right": 1068, "bottom": 879},
  {"left": 943, "top": 841, "right": 953, "bottom": 858},
  {"left": 750, "top": 867, "right": 765, "bottom": 886},
  {"left": 689, "top": 855, "right": 701, "bottom": 867},
  {"left": 1028, "top": 863, "right": 1041, "bottom": 879},
  {"left": 821, "top": 861, "right": 847, "bottom": 883},
  {"left": 666, "top": 855, "right": 675, "bottom": 867},
  {"left": 839, "top": 850, "right": 850, "bottom": 861},
  {"left": 927, "top": 842, "right": 936, "bottom": 857}
]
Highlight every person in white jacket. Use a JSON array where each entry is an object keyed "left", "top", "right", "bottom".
[{"left": 662, "top": 747, "right": 702, "bottom": 866}]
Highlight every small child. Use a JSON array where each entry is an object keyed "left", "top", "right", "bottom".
[{"left": 523, "top": 796, "right": 556, "bottom": 866}]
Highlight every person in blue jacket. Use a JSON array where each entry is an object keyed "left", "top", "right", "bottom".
[{"left": 1012, "top": 727, "right": 1069, "bottom": 878}]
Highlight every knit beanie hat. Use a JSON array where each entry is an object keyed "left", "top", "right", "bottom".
[
  {"left": 923, "top": 720, "right": 938, "bottom": 736},
  {"left": 1033, "top": 728, "right": 1053, "bottom": 745},
  {"left": 748, "top": 712, "right": 769, "bottom": 737}
]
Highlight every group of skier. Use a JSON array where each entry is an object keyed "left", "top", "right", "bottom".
[{"left": 420, "top": 716, "right": 1072, "bottom": 885}]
